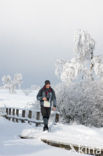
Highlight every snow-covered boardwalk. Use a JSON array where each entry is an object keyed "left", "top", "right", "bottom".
[
  {"left": 21, "top": 123, "right": 103, "bottom": 156},
  {"left": 41, "top": 138, "right": 103, "bottom": 155}
]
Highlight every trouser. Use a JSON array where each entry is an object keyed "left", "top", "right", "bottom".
[{"left": 41, "top": 106, "right": 51, "bottom": 127}]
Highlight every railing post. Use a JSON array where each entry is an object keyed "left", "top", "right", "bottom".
[
  {"left": 28, "top": 110, "right": 32, "bottom": 124},
  {"left": 12, "top": 109, "right": 15, "bottom": 122},
  {"left": 6, "top": 108, "right": 8, "bottom": 115},
  {"left": 5, "top": 108, "right": 9, "bottom": 119},
  {"left": 36, "top": 111, "right": 40, "bottom": 126},
  {"left": 55, "top": 112, "right": 59, "bottom": 123},
  {"left": 9, "top": 108, "right": 11, "bottom": 115},
  {"left": 16, "top": 109, "right": 19, "bottom": 123},
  {"left": 12, "top": 109, "right": 15, "bottom": 115},
  {"left": 21, "top": 110, "right": 25, "bottom": 123},
  {"left": 28, "top": 110, "right": 32, "bottom": 119},
  {"left": 8, "top": 108, "right": 11, "bottom": 120}
]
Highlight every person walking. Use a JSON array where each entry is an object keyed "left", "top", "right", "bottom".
[{"left": 37, "top": 80, "right": 56, "bottom": 131}]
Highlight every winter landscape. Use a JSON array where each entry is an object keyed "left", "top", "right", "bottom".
[
  {"left": 1, "top": 0, "right": 103, "bottom": 156},
  {"left": 1, "top": 29, "right": 103, "bottom": 155},
  {"left": 0, "top": 88, "right": 103, "bottom": 156}
]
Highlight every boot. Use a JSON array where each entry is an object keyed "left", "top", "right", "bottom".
[{"left": 43, "top": 125, "right": 49, "bottom": 131}]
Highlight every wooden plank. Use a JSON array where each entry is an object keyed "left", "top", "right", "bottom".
[
  {"left": 12, "top": 109, "right": 15, "bottom": 115},
  {"left": 22, "top": 110, "right": 25, "bottom": 118},
  {"left": 28, "top": 110, "right": 32, "bottom": 119},
  {"left": 55, "top": 113, "right": 59, "bottom": 123},
  {"left": 8, "top": 108, "right": 11, "bottom": 120},
  {"left": 12, "top": 109, "right": 15, "bottom": 122},
  {"left": 28, "top": 110, "right": 32, "bottom": 124},
  {"left": 16, "top": 109, "right": 19, "bottom": 122},
  {"left": 36, "top": 111, "right": 40, "bottom": 126},
  {"left": 6, "top": 108, "right": 8, "bottom": 115},
  {"left": 41, "top": 139, "right": 103, "bottom": 156},
  {"left": 16, "top": 109, "right": 19, "bottom": 116},
  {"left": 9, "top": 108, "right": 11, "bottom": 115},
  {"left": 21, "top": 110, "right": 25, "bottom": 123}
]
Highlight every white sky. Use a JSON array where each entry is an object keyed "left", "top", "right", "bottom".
[{"left": 0, "top": 0, "right": 103, "bottom": 88}]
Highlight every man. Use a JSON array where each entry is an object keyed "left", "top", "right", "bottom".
[{"left": 37, "top": 80, "right": 56, "bottom": 131}]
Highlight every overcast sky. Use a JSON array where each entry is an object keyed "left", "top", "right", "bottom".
[{"left": 0, "top": 0, "right": 103, "bottom": 88}]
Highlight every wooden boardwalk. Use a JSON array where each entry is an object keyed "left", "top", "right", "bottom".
[{"left": 41, "top": 138, "right": 103, "bottom": 156}]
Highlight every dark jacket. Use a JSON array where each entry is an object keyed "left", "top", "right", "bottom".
[{"left": 37, "top": 86, "right": 56, "bottom": 107}]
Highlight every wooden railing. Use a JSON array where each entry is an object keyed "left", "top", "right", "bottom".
[{"left": 0, "top": 107, "right": 60, "bottom": 126}]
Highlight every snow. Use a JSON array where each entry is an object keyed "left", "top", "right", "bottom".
[
  {"left": 55, "top": 30, "right": 96, "bottom": 84},
  {"left": 0, "top": 88, "right": 102, "bottom": 156},
  {"left": 21, "top": 122, "right": 103, "bottom": 149},
  {"left": 0, "top": 89, "right": 91, "bottom": 156},
  {"left": 0, "top": 117, "right": 89, "bottom": 156},
  {"left": 0, "top": 89, "right": 37, "bottom": 109}
]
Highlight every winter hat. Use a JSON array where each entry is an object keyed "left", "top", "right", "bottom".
[{"left": 45, "top": 80, "right": 50, "bottom": 85}]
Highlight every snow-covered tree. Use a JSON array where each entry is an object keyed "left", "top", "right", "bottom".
[
  {"left": 55, "top": 30, "right": 103, "bottom": 127},
  {"left": 2, "top": 75, "right": 11, "bottom": 86},
  {"left": 74, "top": 30, "right": 95, "bottom": 61},
  {"left": 2, "top": 73, "right": 23, "bottom": 93},
  {"left": 55, "top": 30, "right": 95, "bottom": 84},
  {"left": 13, "top": 73, "right": 23, "bottom": 89},
  {"left": 55, "top": 80, "right": 103, "bottom": 127},
  {"left": 92, "top": 55, "right": 103, "bottom": 79},
  {"left": 2, "top": 75, "right": 12, "bottom": 91},
  {"left": 55, "top": 59, "right": 66, "bottom": 79}
]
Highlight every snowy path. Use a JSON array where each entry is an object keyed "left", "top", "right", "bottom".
[
  {"left": 20, "top": 122, "right": 103, "bottom": 155},
  {"left": 0, "top": 89, "right": 102, "bottom": 155},
  {"left": 21, "top": 123, "right": 103, "bottom": 150},
  {"left": 0, "top": 117, "right": 89, "bottom": 156}
]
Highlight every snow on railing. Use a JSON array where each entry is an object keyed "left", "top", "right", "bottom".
[{"left": 0, "top": 107, "right": 60, "bottom": 126}]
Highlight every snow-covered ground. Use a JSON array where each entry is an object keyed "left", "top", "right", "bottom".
[
  {"left": 0, "top": 89, "right": 37, "bottom": 109},
  {"left": 0, "top": 117, "right": 89, "bottom": 156},
  {"left": 0, "top": 89, "right": 102, "bottom": 156},
  {"left": 21, "top": 122, "right": 103, "bottom": 151}
]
